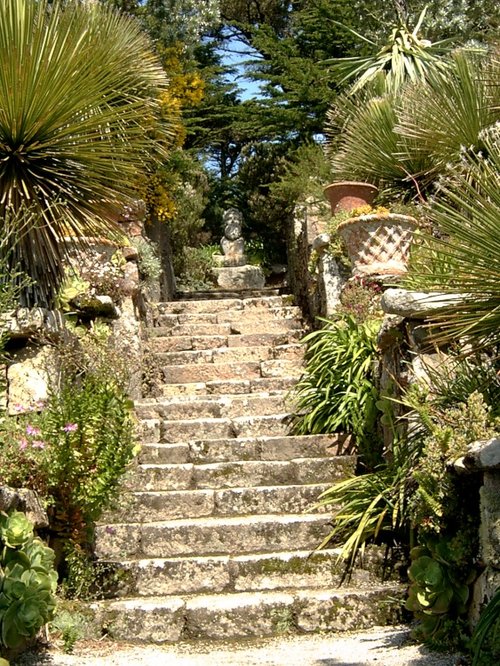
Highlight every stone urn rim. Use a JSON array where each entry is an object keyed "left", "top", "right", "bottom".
[
  {"left": 336, "top": 212, "right": 419, "bottom": 232},
  {"left": 323, "top": 181, "right": 379, "bottom": 215}
]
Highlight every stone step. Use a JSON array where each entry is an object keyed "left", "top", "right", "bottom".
[
  {"left": 100, "top": 548, "right": 388, "bottom": 598},
  {"left": 124, "top": 456, "right": 355, "bottom": 492},
  {"left": 92, "top": 584, "right": 404, "bottom": 643},
  {"left": 135, "top": 394, "right": 293, "bottom": 421},
  {"left": 153, "top": 344, "right": 303, "bottom": 367},
  {"left": 102, "top": 483, "right": 331, "bottom": 523},
  {"left": 146, "top": 330, "right": 305, "bottom": 353},
  {"left": 156, "top": 296, "right": 293, "bottom": 315},
  {"left": 139, "top": 434, "right": 346, "bottom": 464},
  {"left": 150, "top": 318, "right": 304, "bottom": 337},
  {"left": 154, "top": 306, "right": 303, "bottom": 330},
  {"left": 162, "top": 359, "right": 302, "bottom": 384},
  {"left": 158, "top": 414, "right": 292, "bottom": 443},
  {"left": 95, "top": 513, "right": 330, "bottom": 559},
  {"left": 159, "top": 376, "right": 298, "bottom": 398},
  {"left": 174, "top": 288, "right": 284, "bottom": 301}
]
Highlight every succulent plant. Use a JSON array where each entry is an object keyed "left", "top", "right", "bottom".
[
  {"left": 0, "top": 512, "right": 33, "bottom": 549},
  {"left": 405, "top": 538, "right": 471, "bottom": 641},
  {"left": 0, "top": 511, "right": 57, "bottom": 654}
]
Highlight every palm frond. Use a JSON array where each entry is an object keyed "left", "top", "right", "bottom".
[
  {"left": 405, "top": 125, "right": 500, "bottom": 349},
  {"left": 396, "top": 49, "right": 499, "bottom": 183},
  {"left": 0, "top": 0, "right": 171, "bottom": 305},
  {"left": 325, "top": 9, "right": 454, "bottom": 96}
]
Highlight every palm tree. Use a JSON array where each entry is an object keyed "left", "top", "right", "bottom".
[{"left": 0, "top": 0, "right": 171, "bottom": 306}]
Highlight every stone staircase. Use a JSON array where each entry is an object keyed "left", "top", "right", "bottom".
[{"left": 93, "top": 291, "right": 402, "bottom": 642}]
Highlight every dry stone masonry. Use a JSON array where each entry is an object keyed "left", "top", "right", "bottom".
[{"left": 92, "top": 289, "right": 403, "bottom": 643}]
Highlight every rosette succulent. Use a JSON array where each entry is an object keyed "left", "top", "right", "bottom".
[
  {"left": 0, "top": 512, "right": 33, "bottom": 549},
  {"left": 406, "top": 538, "right": 471, "bottom": 641},
  {"left": 0, "top": 511, "right": 58, "bottom": 656}
]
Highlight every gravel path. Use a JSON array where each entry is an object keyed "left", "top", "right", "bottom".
[{"left": 15, "top": 626, "right": 462, "bottom": 666}]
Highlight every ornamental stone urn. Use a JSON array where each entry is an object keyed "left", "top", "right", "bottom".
[
  {"left": 324, "top": 181, "right": 378, "bottom": 216},
  {"left": 336, "top": 212, "right": 418, "bottom": 277}
]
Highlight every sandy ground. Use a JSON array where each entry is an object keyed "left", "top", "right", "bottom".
[{"left": 14, "top": 626, "right": 463, "bottom": 666}]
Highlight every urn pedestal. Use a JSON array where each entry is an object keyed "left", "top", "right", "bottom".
[{"left": 336, "top": 213, "right": 417, "bottom": 277}]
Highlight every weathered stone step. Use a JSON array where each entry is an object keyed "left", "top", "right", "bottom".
[
  {"left": 146, "top": 330, "right": 304, "bottom": 353},
  {"left": 102, "top": 483, "right": 331, "bottom": 523},
  {"left": 95, "top": 513, "right": 330, "bottom": 559},
  {"left": 124, "top": 456, "right": 355, "bottom": 492},
  {"left": 159, "top": 414, "right": 292, "bottom": 443},
  {"left": 159, "top": 376, "right": 298, "bottom": 398},
  {"left": 156, "top": 296, "right": 293, "bottom": 315},
  {"left": 153, "top": 344, "right": 303, "bottom": 367},
  {"left": 135, "top": 394, "right": 293, "bottom": 421},
  {"left": 139, "top": 434, "right": 345, "bottom": 464},
  {"left": 174, "top": 288, "right": 284, "bottom": 301},
  {"left": 92, "top": 584, "right": 404, "bottom": 643},
  {"left": 100, "top": 548, "right": 386, "bottom": 598},
  {"left": 150, "top": 318, "right": 304, "bottom": 337},
  {"left": 162, "top": 359, "right": 302, "bottom": 384},
  {"left": 154, "top": 306, "right": 303, "bottom": 330}
]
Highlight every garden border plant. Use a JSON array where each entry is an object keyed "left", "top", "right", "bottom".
[
  {"left": 0, "top": 511, "right": 58, "bottom": 663},
  {"left": 0, "top": 320, "right": 137, "bottom": 597}
]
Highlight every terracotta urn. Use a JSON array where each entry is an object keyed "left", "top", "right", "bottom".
[
  {"left": 336, "top": 213, "right": 418, "bottom": 277},
  {"left": 324, "top": 181, "right": 378, "bottom": 216}
]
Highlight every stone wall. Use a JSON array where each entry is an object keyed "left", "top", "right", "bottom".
[
  {"left": 0, "top": 216, "right": 163, "bottom": 409},
  {"left": 379, "top": 288, "right": 500, "bottom": 622},
  {"left": 0, "top": 486, "right": 48, "bottom": 530},
  {"left": 461, "top": 438, "right": 500, "bottom": 621},
  {"left": 287, "top": 198, "right": 344, "bottom": 322}
]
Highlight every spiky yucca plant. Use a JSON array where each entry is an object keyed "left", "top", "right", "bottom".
[
  {"left": 406, "top": 125, "right": 500, "bottom": 348},
  {"left": 327, "top": 7, "right": 452, "bottom": 95},
  {"left": 0, "top": 0, "right": 171, "bottom": 305},
  {"left": 326, "top": 47, "right": 499, "bottom": 200},
  {"left": 396, "top": 48, "right": 500, "bottom": 185}
]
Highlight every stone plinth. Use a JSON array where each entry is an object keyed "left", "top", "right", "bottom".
[
  {"left": 212, "top": 254, "right": 248, "bottom": 268},
  {"left": 212, "top": 265, "right": 266, "bottom": 290}
]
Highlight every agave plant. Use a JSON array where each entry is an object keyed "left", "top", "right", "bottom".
[
  {"left": 0, "top": 0, "right": 171, "bottom": 306},
  {"left": 406, "top": 537, "right": 472, "bottom": 643}
]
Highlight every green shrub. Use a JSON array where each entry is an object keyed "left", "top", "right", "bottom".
[
  {"left": 135, "top": 239, "right": 162, "bottom": 285},
  {"left": 176, "top": 244, "right": 219, "bottom": 291},
  {"left": 0, "top": 324, "right": 136, "bottom": 583},
  {"left": 0, "top": 511, "right": 57, "bottom": 659},
  {"left": 401, "top": 360, "right": 500, "bottom": 650},
  {"left": 292, "top": 315, "right": 382, "bottom": 468}
]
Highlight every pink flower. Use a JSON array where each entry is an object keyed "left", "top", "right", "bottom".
[
  {"left": 19, "top": 438, "right": 28, "bottom": 450},
  {"left": 26, "top": 425, "right": 41, "bottom": 436},
  {"left": 63, "top": 423, "right": 78, "bottom": 432},
  {"left": 31, "top": 440, "right": 45, "bottom": 449}
]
